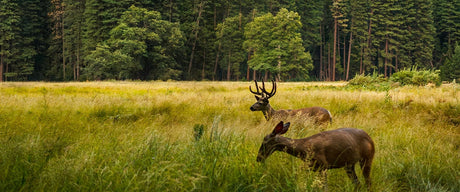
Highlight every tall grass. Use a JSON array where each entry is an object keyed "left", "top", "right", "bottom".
[{"left": 1, "top": 81, "right": 459, "bottom": 191}]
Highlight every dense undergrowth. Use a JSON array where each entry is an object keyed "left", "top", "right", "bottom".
[
  {"left": 348, "top": 68, "right": 442, "bottom": 91},
  {"left": 0, "top": 81, "right": 458, "bottom": 191}
]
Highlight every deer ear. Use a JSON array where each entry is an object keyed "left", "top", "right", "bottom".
[
  {"left": 254, "top": 95, "right": 260, "bottom": 100},
  {"left": 272, "top": 121, "right": 288, "bottom": 135},
  {"left": 280, "top": 122, "right": 290, "bottom": 134}
]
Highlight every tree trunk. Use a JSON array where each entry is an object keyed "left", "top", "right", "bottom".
[
  {"left": 202, "top": 49, "right": 206, "bottom": 80},
  {"left": 277, "top": 44, "right": 281, "bottom": 81},
  {"left": 365, "top": 7, "right": 373, "bottom": 74},
  {"left": 62, "top": 16, "right": 66, "bottom": 81},
  {"left": 188, "top": 1, "right": 204, "bottom": 79},
  {"left": 213, "top": 25, "right": 223, "bottom": 81},
  {"left": 320, "top": 24, "right": 323, "bottom": 80},
  {"left": 328, "top": 43, "right": 331, "bottom": 81},
  {"left": 384, "top": 38, "right": 388, "bottom": 77},
  {"left": 0, "top": 51, "right": 3, "bottom": 82},
  {"left": 360, "top": 46, "right": 363, "bottom": 74},
  {"left": 346, "top": 31, "right": 353, "bottom": 80},
  {"left": 246, "top": 51, "right": 251, "bottom": 81},
  {"left": 227, "top": 50, "right": 231, "bottom": 81},
  {"left": 76, "top": 34, "right": 80, "bottom": 81},
  {"left": 332, "top": 17, "right": 337, "bottom": 81},
  {"left": 343, "top": 36, "right": 345, "bottom": 80}
]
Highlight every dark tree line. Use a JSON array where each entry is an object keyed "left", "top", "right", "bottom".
[{"left": 0, "top": 0, "right": 459, "bottom": 82}]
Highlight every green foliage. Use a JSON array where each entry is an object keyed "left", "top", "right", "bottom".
[
  {"left": 244, "top": 8, "right": 313, "bottom": 81},
  {"left": 441, "top": 44, "right": 460, "bottom": 81},
  {"left": 1, "top": 1, "right": 459, "bottom": 81},
  {"left": 348, "top": 68, "right": 442, "bottom": 90},
  {"left": 216, "top": 14, "right": 246, "bottom": 80},
  {"left": 347, "top": 72, "right": 389, "bottom": 90},
  {"left": 390, "top": 67, "right": 441, "bottom": 86},
  {"left": 84, "top": 5, "right": 184, "bottom": 80},
  {"left": 0, "top": 0, "right": 36, "bottom": 81}
]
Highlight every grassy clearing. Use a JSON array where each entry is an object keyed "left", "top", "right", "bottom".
[{"left": 1, "top": 81, "right": 459, "bottom": 191}]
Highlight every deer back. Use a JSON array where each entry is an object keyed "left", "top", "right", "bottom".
[
  {"left": 273, "top": 106, "right": 332, "bottom": 124},
  {"left": 301, "top": 128, "right": 374, "bottom": 169}
]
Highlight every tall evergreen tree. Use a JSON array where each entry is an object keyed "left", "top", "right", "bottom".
[
  {"left": 410, "top": 0, "right": 435, "bottom": 68},
  {"left": 441, "top": 44, "right": 460, "bottom": 81},
  {"left": 290, "top": 0, "right": 324, "bottom": 79},
  {"left": 48, "top": 0, "right": 66, "bottom": 80},
  {"left": 433, "top": 0, "right": 460, "bottom": 67},
  {"left": 63, "top": 0, "right": 85, "bottom": 80},
  {"left": 18, "top": 0, "right": 50, "bottom": 81},
  {"left": 0, "top": 0, "right": 21, "bottom": 82},
  {"left": 216, "top": 14, "right": 245, "bottom": 81}
]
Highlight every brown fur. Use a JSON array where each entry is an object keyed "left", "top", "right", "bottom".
[
  {"left": 249, "top": 80, "right": 332, "bottom": 125},
  {"left": 250, "top": 96, "right": 332, "bottom": 124},
  {"left": 257, "top": 121, "right": 375, "bottom": 190}
]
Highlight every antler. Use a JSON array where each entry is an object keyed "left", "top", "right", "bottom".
[
  {"left": 261, "top": 80, "right": 276, "bottom": 99},
  {"left": 249, "top": 80, "right": 276, "bottom": 99},
  {"left": 249, "top": 80, "right": 263, "bottom": 96}
]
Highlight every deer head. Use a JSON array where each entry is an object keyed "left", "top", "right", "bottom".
[
  {"left": 257, "top": 121, "right": 290, "bottom": 162},
  {"left": 249, "top": 80, "right": 276, "bottom": 112}
]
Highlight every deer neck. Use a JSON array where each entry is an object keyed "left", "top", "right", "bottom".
[
  {"left": 275, "top": 136, "right": 308, "bottom": 159},
  {"left": 262, "top": 104, "right": 277, "bottom": 120}
]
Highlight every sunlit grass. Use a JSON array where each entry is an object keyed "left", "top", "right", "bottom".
[{"left": 0, "top": 81, "right": 459, "bottom": 191}]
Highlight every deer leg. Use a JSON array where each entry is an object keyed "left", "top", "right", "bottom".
[
  {"left": 345, "top": 164, "right": 360, "bottom": 187},
  {"left": 360, "top": 159, "right": 372, "bottom": 191}
]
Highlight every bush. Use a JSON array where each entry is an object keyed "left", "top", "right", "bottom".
[
  {"left": 347, "top": 72, "right": 389, "bottom": 90},
  {"left": 390, "top": 67, "right": 441, "bottom": 86}
]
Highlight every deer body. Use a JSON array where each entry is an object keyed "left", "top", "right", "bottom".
[
  {"left": 257, "top": 121, "right": 375, "bottom": 190},
  {"left": 251, "top": 102, "right": 332, "bottom": 124},
  {"left": 249, "top": 80, "right": 332, "bottom": 124}
]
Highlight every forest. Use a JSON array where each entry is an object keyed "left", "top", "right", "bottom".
[{"left": 0, "top": 0, "right": 459, "bottom": 82}]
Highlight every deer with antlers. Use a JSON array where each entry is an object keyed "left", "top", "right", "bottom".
[{"left": 249, "top": 80, "right": 332, "bottom": 124}]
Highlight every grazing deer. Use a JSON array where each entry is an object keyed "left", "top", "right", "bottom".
[
  {"left": 249, "top": 80, "right": 332, "bottom": 124},
  {"left": 257, "top": 121, "right": 375, "bottom": 191}
]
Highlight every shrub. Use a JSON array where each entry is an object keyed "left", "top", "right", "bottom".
[
  {"left": 390, "top": 67, "right": 441, "bottom": 86},
  {"left": 347, "top": 72, "right": 389, "bottom": 90}
]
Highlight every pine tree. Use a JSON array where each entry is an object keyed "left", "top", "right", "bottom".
[
  {"left": 441, "top": 44, "right": 460, "bottom": 81},
  {"left": 18, "top": 0, "right": 50, "bottom": 81},
  {"left": 216, "top": 14, "right": 245, "bottom": 81},
  {"left": 63, "top": 0, "right": 84, "bottom": 80},
  {"left": 0, "top": 0, "right": 21, "bottom": 82},
  {"left": 48, "top": 0, "right": 66, "bottom": 80},
  {"left": 433, "top": 0, "right": 460, "bottom": 67},
  {"left": 411, "top": 0, "right": 435, "bottom": 68}
]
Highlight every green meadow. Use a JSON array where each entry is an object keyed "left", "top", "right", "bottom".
[{"left": 1, "top": 81, "right": 459, "bottom": 191}]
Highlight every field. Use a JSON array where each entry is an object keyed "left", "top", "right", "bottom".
[{"left": 0, "top": 81, "right": 459, "bottom": 191}]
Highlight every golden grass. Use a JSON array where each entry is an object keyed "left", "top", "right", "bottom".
[{"left": 0, "top": 81, "right": 459, "bottom": 191}]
